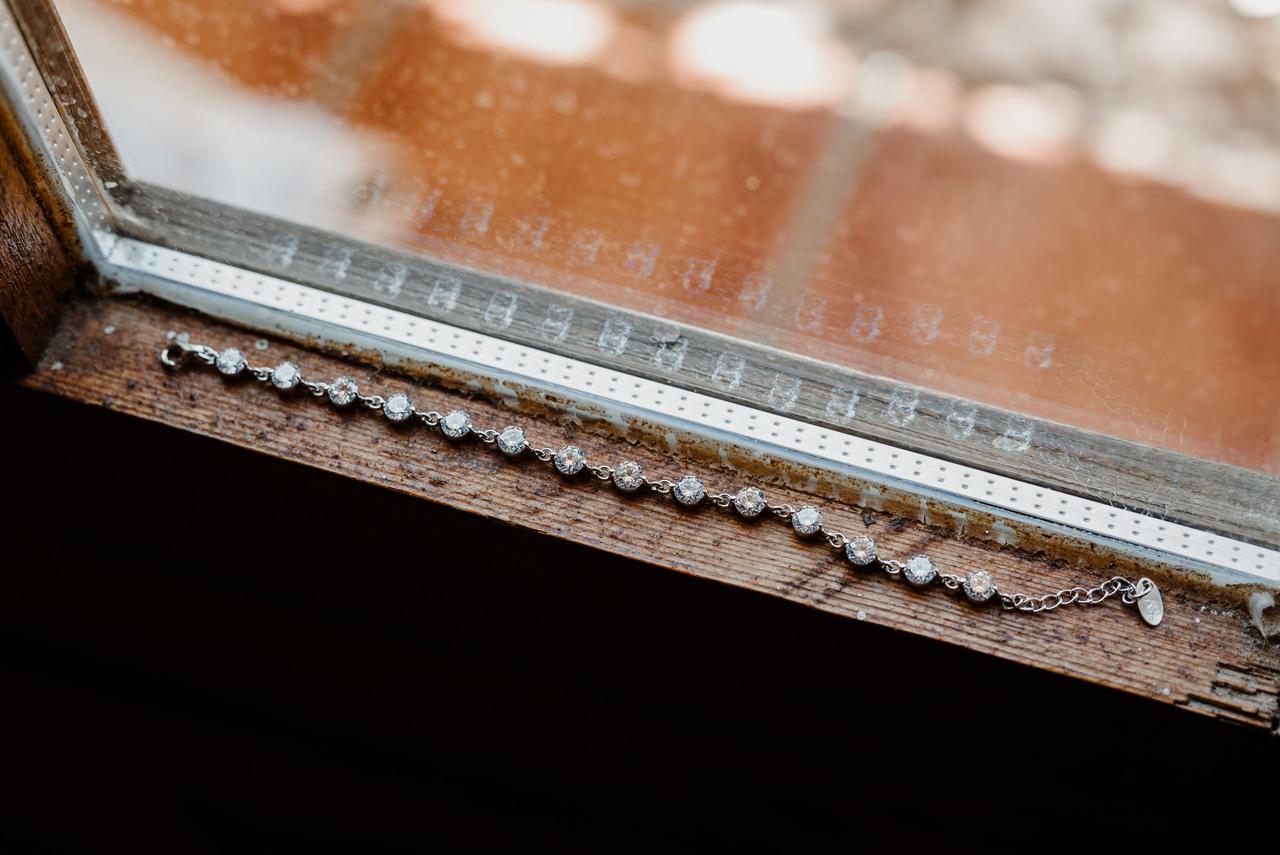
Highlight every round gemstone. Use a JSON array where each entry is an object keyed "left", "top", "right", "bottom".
[
  {"left": 732, "top": 487, "right": 766, "bottom": 518},
  {"left": 383, "top": 393, "right": 414, "bottom": 422},
  {"left": 963, "top": 570, "right": 996, "bottom": 602},
  {"left": 441, "top": 410, "right": 471, "bottom": 438},
  {"left": 902, "top": 554, "right": 937, "bottom": 586},
  {"left": 215, "top": 348, "right": 246, "bottom": 376},
  {"left": 328, "top": 376, "right": 358, "bottom": 406},
  {"left": 845, "top": 534, "right": 878, "bottom": 566},
  {"left": 613, "top": 460, "right": 645, "bottom": 492},
  {"left": 554, "top": 445, "right": 586, "bottom": 475},
  {"left": 271, "top": 361, "right": 300, "bottom": 390},
  {"left": 672, "top": 476, "right": 705, "bottom": 506},
  {"left": 791, "top": 506, "right": 823, "bottom": 535},
  {"left": 497, "top": 426, "right": 528, "bottom": 455}
]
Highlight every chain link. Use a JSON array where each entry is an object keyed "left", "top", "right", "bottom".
[
  {"left": 938, "top": 573, "right": 963, "bottom": 591},
  {"left": 767, "top": 502, "right": 795, "bottom": 519},
  {"left": 300, "top": 377, "right": 329, "bottom": 397},
  {"left": 998, "top": 576, "right": 1135, "bottom": 613}
]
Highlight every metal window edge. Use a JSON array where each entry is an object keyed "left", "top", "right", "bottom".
[
  {"left": 4, "top": 0, "right": 1278, "bottom": 596},
  {"left": 98, "top": 235, "right": 1280, "bottom": 590}
]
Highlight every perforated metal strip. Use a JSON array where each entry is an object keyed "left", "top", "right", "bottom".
[
  {"left": 105, "top": 236, "right": 1280, "bottom": 585},
  {"left": 0, "top": 2, "right": 115, "bottom": 257}
]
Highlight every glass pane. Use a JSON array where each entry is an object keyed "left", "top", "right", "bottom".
[{"left": 48, "top": 0, "right": 1280, "bottom": 477}]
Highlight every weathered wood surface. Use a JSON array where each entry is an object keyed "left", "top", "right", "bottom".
[
  {"left": 0, "top": 107, "right": 76, "bottom": 373},
  {"left": 9, "top": 381, "right": 1273, "bottom": 846},
  {"left": 19, "top": 295, "right": 1280, "bottom": 730}
]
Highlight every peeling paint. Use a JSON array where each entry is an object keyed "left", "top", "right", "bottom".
[
  {"left": 991, "top": 521, "right": 1019, "bottom": 546},
  {"left": 859, "top": 487, "right": 885, "bottom": 512},
  {"left": 1248, "top": 591, "right": 1280, "bottom": 638}
]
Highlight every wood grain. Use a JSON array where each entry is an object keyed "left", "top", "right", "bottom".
[
  {"left": 0, "top": 103, "right": 76, "bottom": 374},
  {"left": 19, "top": 294, "right": 1280, "bottom": 730}
]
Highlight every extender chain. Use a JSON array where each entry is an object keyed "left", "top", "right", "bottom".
[{"left": 160, "top": 334, "right": 1166, "bottom": 628}]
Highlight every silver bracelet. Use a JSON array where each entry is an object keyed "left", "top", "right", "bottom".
[{"left": 160, "top": 334, "right": 1166, "bottom": 628}]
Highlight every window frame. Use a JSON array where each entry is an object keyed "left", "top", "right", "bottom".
[{"left": 2, "top": 0, "right": 1278, "bottom": 593}]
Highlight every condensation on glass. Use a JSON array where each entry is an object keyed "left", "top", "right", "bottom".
[{"left": 40, "top": 0, "right": 1280, "bottom": 489}]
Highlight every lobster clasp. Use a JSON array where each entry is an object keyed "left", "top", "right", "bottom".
[
  {"left": 159, "top": 342, "right": 187, "bottom": 368},
  {"left": 159, "top": 334, "right": 205, "bottom": 369}
]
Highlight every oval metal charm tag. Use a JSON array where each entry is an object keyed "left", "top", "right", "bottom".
[{"left": 1136, "top": 581, "right": 1164, "bottom": 627}]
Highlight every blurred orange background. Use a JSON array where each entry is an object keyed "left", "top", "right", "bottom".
[{"left": 56, "top": 0, "right": 1280, "bottom": 473}]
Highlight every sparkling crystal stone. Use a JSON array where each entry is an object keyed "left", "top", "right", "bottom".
[
  {"left": 672, "top": 475, "right": 705, "bottom": 506},
  {"left": 497, "top": 426, "right": 528, "bottom": 455},
  {"left": 328, "top": 376, "right": 358, "bottom": 406},
  {"left": 845, "top": 534, "right": 878, "bottom": 566},
  {"left": 383, "top": 393, "right": 414, "bottom": 422},
  {"left": 902, "top": 554, "right": 937, "bottom": 586},
  {"left": 732, "top": 486, "right": 766, "bottom": 518},
  {"left": 215, "top": 348, "right": 246, "bottom": 376},
  {"left": 441, "top": 410, "right": 471, "bottom": 439},
  {"left": 963, "top": 570, "right": 996, "bottom": 602},
  {"left": 612, "top": 460, "right": 645, "bottom": 492},
  {"left": 791, "top": 506, "right": 823, "bottom": 535},
  {"left": 271, "top": 361, "right": 300, "bottom": 390},
  {"left": 554, "top": 445, "right": 586, "bottom": 475}
]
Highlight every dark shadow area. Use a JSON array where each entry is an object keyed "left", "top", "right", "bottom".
[{"left": 1, "top": 384, "right": 1273, "bottom": 848}]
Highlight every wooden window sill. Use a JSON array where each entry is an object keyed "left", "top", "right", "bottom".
[
  {"left": 6, "top": 291, "right": 1280, "bottom": 844},
  {"left": 11, "top": 292, "right": 1279, "bottom": 734}
]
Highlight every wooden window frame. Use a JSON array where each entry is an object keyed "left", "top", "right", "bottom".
[{"left": 2, "top": 0, "right": 1279, "bottom": 741}]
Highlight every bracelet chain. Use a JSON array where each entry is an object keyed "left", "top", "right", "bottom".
[{"left": 159, "top": 334, "right": 1165, "bottom": 628}]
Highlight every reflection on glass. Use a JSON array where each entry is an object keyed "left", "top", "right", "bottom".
[{"left": 53, "top": 0, "right": 1280, "bottom": 474}]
